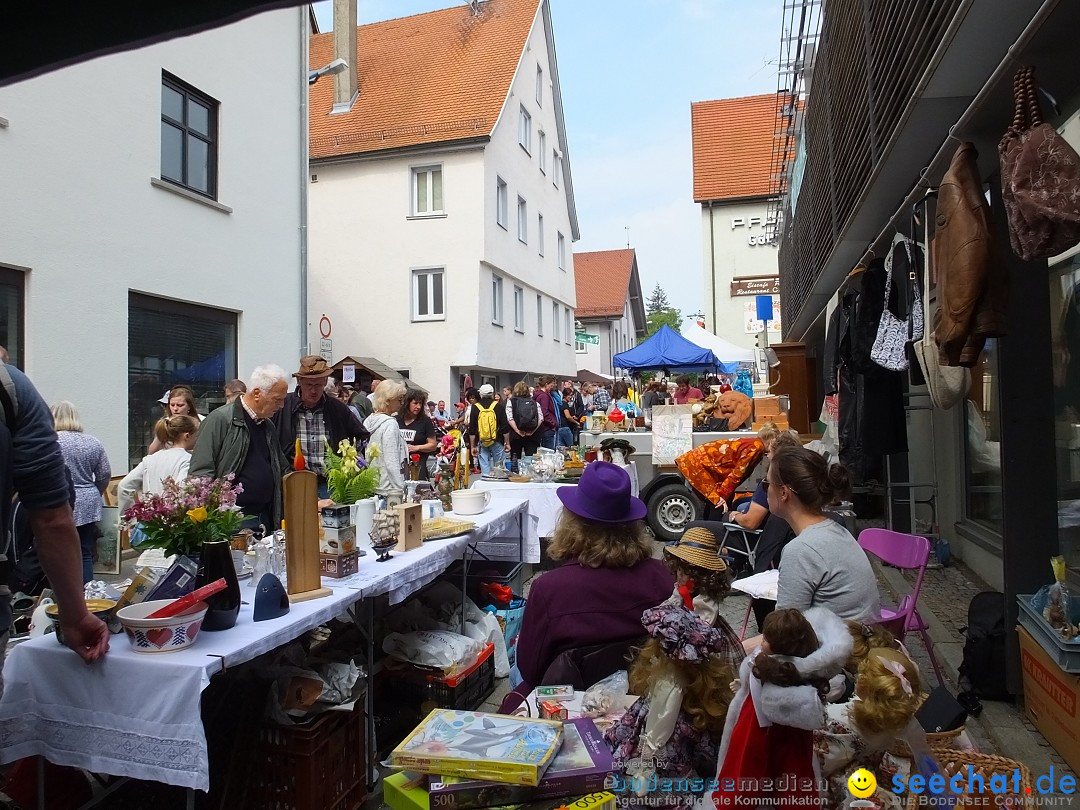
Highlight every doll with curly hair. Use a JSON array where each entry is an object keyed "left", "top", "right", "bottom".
[
  {"left": 661, "top": 522, "right": 733, "bottom": 627},
  {"left": 815, "top": 648, "right": 924, "bottom": 810},
  {"left": 713, "top": 607, "right": 851, "bottom": 807},
  {"left": 605, "top": 604, "right": 744, "bottom": 804}
]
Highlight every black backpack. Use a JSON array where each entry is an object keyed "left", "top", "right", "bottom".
[
  {"left": 511, "top": 396, "right": 539, "bottom": 433},
  {"left": 957, "top": 591, "right": 1011, "bottom": 702}
]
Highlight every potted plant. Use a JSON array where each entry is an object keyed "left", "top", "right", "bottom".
[{"left": 325, "top": 438, "right": 380, "bottom": 504}]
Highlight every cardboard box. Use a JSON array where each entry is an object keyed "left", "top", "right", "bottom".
[
  {"left": 319, "top": 550, "right": 359, "bottom": 578},
  {"left": 386, "top": 772, "right": 616, "bottom": 810},
  {"left": 753, "top": 396, "right": 781, "bottom": 418},
  {"left": 319, "top": 524, "right": 357, "bottom": 554},
  {"left": 1018, "top": 626, "right": 1080, "bottom": 773}
]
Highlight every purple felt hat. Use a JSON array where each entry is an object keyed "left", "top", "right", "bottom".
[{"left": 557, "top": 461, "right": 647, "bottom": 524}]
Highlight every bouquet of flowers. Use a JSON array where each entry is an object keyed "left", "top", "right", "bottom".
[
  {"left": 325, "top": 438, "right": 380, "bottom": 504},
  {"left": 122, "top": 474, "right": 249, "bottom": 558}
]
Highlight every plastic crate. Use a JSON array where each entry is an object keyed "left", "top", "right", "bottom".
[
  {"left": 247, "top": 704, "right": 367, "bottom": 810},
  {"left": 449, "top": 560, "right": 524, "bottom": 605},
  {"left": 1017, "top": 593, "right": 1080, "bottom": 673},
  {"left": 388, "top": 642, "right": 497, "bottom": 713}
]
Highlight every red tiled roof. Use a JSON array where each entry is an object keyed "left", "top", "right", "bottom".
[
  {"left": 574, "top": 249, "right": 635, "bottom": 318},
  {"left": 691, "top": 93, "right": 785, "bottom": 202},
  {"left": 309, "top": 0, "right": 540, "bottom": 159}
]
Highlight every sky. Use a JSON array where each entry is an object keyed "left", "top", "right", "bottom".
[{"left": 312, "top": 0, "right": 783, "bottom": 318}]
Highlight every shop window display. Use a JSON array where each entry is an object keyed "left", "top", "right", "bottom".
[{"left": 963, "top": 342, "right": 1002, "bottom": 534}]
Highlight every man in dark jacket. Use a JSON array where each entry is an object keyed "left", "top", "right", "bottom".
[
  {"left": 533, "top": 376, "right": 559, "bottom": 451},
  {"left": 274, "top": 355, "right": 369, "bottom": 499}
]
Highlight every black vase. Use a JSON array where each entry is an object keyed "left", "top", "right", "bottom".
[{"left": 194, "top": 538, "right": 241, "bottom": 631}]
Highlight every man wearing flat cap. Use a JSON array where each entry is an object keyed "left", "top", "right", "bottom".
[{"left": 273, "top": 355, "right": 369, "bottom": 498}]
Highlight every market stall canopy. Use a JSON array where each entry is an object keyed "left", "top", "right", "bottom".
[
  {"left": 612, "top": 325, "right": 718, "bottom": 372},
  {"left": 680, "top": 319, "right": 756, "bottom": 372},
  {"left": 330, "top": 356, "right": 429, "bottom": 394},
  {"left": 576, "top": 369, "right": 613, "bottom": 384}
]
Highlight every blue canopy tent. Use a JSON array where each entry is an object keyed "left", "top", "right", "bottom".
[{"left": 612, "top": 324, "right": 718, "bottom": 372}]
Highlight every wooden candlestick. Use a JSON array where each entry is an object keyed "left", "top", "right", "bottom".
[{"left": 283, "top": 469, "right": 332, "bottom": 602}]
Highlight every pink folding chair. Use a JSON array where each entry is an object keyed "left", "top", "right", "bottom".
[{"left": 857, "top": 528, "right": 946, "bottom": 687}]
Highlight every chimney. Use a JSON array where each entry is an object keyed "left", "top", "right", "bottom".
[{"left": 332, "top": 0, "right": 358, "bottom": 113}]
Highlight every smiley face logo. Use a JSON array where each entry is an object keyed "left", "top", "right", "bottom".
[{"left": 847, "top": 768, "right": 877, "bottom": 798}]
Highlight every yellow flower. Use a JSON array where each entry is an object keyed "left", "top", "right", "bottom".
[{"left": 187, "top": 507, "right": 208, "bottom": 523}]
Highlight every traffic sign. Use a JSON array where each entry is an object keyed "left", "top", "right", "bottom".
[
  {"left": 575, "top": 332, "right": 599, "bottom": 345},
  {"left": 319, "top": 338, "right": 332, "bottom": 361}
]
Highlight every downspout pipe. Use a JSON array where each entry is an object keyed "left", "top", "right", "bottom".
[
  {"left": 708, "top": 201, "right": 717, "bottom": 334},
  {"left": 299, "top": 5, "right": 310, "bottom": 356}
]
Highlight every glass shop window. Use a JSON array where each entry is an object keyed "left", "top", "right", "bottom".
[{"left": 962, "top": 342, "right": 1003, "bottom": 535}]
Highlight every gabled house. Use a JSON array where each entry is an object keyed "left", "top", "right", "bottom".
[
  {"left": 691, "top": 93, "right": 785, "bottom": 349},
  {"left": 572, "top": 249, "right": 646, "bottom": 378},
  {"left": 307, "top": 0, "right": 580, "bottom": 404}
]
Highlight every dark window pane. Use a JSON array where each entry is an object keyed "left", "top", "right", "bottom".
[
  {"left": 0, "top": 268, "right": 24, "bottom": 369},
  {"left": 433, "top": 273, "right": 443, "bottom": 315},
  {"left": 162, "top": 84, "right": 184, "bottom": 122},
  {"left": 161, "top": 122, "right": 183, "bottom": 182},
  {"left": 188, "top": 99, "right": 210, "bottom": 136},
  {"left": 187, "top": 135, "right": 209, "bottom": 192},
  {"left": 128, "top": 294, "right": 237, "bottom": 469},
  {"left": 417, "top": 273, "right": 429, "bottom": 315}
]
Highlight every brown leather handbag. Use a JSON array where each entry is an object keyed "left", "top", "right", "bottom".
[{"left": 999, "top": 65, "right": 1080, "bottom": 261}]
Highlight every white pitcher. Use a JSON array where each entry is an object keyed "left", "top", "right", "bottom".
[{"left": 352, "top": 497, "right": 377, "bottom": 548}]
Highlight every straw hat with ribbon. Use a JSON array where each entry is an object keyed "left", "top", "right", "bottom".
[{"left": 665, "top": 522, "right": 728, "bottom": 572}]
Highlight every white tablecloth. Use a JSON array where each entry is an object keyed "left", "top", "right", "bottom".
[
  {"left": 0, "top": 497, "right": 535, "bottom": 792},
  {"left": 471, "top": 462, "right": 637, "bottom": 538}
]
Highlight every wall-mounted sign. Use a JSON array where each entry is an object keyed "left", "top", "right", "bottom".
[
  {"left": 575, "top": 332, "right": 599, "bottom": 345},
  {"left": 319, "top": 338, "right": 332, "bottom": 361},
  {"left": 731, "top": 277, "right": 781, "bottom": 297},
  {"left": 744, "top": 300, "right": 782, "bottom": 335},
  {"left": 731, "top": 215, "right": 778, "bottom": 246}
]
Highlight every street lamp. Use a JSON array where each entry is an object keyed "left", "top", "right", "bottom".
[{"left": 308, "top": 58, "right": 348, "bottom": 86}]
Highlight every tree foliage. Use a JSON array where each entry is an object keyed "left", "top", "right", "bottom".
[
  {"left": 640, "top": 307, "right": 682, "bottom": 343},
  {"left": 647, "top": 283, "right": 670, "bottom": 314}
]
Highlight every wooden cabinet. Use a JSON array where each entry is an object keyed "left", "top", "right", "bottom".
[{"left": 769, "top": 342, "right": 817, "bottom": 433}]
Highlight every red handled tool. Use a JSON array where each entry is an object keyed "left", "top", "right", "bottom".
[{"left": 146, "top": 579, "right": 227, "bottom": 619}]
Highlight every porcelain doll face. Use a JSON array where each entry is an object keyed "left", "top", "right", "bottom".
[{"left": 676, "top": 569, "right": 693, "bottom": 587}]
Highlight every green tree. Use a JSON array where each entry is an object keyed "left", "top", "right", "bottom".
[
  {"left": 647, "top": 283, "right": 670, "bottom": 314},
  {"left": 640, "top": 307, "right": 682, "bottom": 343}
]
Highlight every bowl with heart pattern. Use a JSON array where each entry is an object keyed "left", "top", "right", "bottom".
[{"left": 116, "top": 599, "right": 209, "bottom": 654}]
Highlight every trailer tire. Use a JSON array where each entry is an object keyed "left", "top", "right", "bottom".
[{"left": 647, "top": 483, "right": 705, "bottom": 541}]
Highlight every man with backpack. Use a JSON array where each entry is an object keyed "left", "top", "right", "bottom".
[
  {"left": 533, "top": 376, "right": 560, "bottom": 451},
  {"left": 0, "top": 364, "right": 110, "bottom": 695},
  {"left": 468, "top": 384, "right": 510, "bottom": 476},
  {"left": 505, "top": 381, "right": 541, "bottom": 471}
]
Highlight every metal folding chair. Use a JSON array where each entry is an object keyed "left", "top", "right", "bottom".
[{"left": 720, "top": 522, "right": 763, "bottom": 572}]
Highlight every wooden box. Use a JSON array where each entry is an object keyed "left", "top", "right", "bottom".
[
  {"left": 753, "top": 396, "right": 782, "bottom": 419},
  {"left": 319, "top": 550, "right": 359, "bottom": 578},
  {"left": 395, "top": 503, "right": 423, "bottom": 552}
]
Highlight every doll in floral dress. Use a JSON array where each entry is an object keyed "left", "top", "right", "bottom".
[{"left": 605, "top": 605, "right": 744, "bottom": 806}]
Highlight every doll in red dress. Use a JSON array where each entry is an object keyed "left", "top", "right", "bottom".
[{"left": 712, "top": 607, "right": 852, "bottom": 809}]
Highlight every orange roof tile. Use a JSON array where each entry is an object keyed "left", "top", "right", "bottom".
[
  {"left": 309, "top": 0, "right": 540, "bottom": 159},
  {"left": 574, "top": 249, "right": 636, "bottom": 318},
  {"left": 691, "top": 93, "right": 785, "bottom": 202}
]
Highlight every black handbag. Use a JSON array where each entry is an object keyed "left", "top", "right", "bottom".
[{"left": 916, "top": 685, "right": 968, "bottom": 733}]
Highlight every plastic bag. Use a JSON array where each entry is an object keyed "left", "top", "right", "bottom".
[
  {"left": 382, "top": 630, "right": 483, "bottom": 674},
  {"left": 580, "top": 670, "right": 629, "bottom": 718}
]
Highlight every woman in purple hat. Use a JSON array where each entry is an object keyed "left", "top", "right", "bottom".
[{"left": 513, "top": 461, "right": 674, "bottom": 692}]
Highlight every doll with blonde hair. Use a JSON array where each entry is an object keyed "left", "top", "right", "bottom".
[
  {"left": 815, "top": 647, "right": 924, "bottom": 810},
  {"left": 605, "top": 605, "right": 744, "bottom": 804}
]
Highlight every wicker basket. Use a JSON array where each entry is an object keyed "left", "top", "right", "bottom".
[
  {"left": 888, "top": 726, "right": 964, "bottom": 759},
  {"left": 906, "top": 748, "right": 1032, "bottom": 810}
]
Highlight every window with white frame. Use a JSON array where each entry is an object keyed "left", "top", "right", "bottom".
[
  {"left": 552, "top": 302, "right": 559, "bottom": 341},
  {"left": 575, "top": 334, "right": 588, "bottom": 353},
  {"left": 536, "top": 64, "right": 544, "bottom": 107},
  {"left": 558, "top": 232, "right": 566, "bottom": 270},
  {"left": 536, "top": 294, "right": 544, "bottom": 336},
  {"left": 491, "top": 274, "right": 504, "bottom": 325},
  {"left": 517, "top": 196, "right": 528, "bottom": 243},
  {"left": 513, "top": 286, "right": 524, "bottom": 332},
  {"left": 564, "top": 306, "right": 572, "bottom": 344},
  {"left": 553, "top": 151, "right": 561, "bottom": 188},
  {"left": 538, "top": 131, "right": 547, "bottom": 173},
  {"left": 518, "top": 106, "right": 532, "bottom": 153},
  {"left": 538, "top": 213, "right": 545, "bottom": 256},
  {"left": 411, "top": 165, "right": 443, "bottom": 216},
  {"left": 412, "top": 268, "right": 445, "bottom": 321},
  {"left": 496, "top": 177, "right": 508, "bottom": 229}
]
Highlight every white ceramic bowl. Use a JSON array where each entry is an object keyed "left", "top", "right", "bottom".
[
  {"left": 450, "top": 489, "right": 491, "bottom": 516},
  {"left": 116, "top": 599, "right": 209, "bottom": 654}
]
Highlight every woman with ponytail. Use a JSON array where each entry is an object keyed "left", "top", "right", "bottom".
[
  {"left": 765, "top": 446, "right": 879, "bottom": 622},
  {"left": 119, "top": 416, "right": 200, "bottom": 545}
]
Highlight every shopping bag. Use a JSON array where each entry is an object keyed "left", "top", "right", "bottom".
[{"left": 486, "top": 598, "right": 526, "bottom": 669}]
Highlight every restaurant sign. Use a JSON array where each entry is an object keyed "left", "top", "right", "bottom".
[{"left": 730, "top": 277, "right": 781, "bottom": 297}]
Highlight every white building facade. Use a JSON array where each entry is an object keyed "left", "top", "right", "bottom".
[
  {"left": 307, "top": 0, "right": 579, "bottom": 404},
  {"left": 0, "top": 8, "right": 307, "bottom": 469}
]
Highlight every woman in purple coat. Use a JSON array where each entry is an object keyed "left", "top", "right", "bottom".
[{"left": 513, "top": 462, "right": 674, "bottom": 691}]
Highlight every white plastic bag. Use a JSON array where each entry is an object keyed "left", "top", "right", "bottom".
[
  {"left": 580, "top": 670, "right": 629, "bottom": 718},
  {"left": 382, "top": 630, "right": 483, "bottom": 674}
]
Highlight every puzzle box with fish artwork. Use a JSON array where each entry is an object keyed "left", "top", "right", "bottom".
[{"left": 391, "top": 709, "right": 564, "bottom": 786}]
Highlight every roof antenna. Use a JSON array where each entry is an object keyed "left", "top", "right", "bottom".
[
  {"left": 625, "top": 226, "right": 631, "bottom": 249},
  {"left": 465, "top": 0, "right": 482, "bottom": 15}
]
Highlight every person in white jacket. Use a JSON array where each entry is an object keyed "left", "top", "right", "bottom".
[
  {"left": 119, "top": 415, "right": 199, "bottom": 545},
  {"left": 363, "top": 380, "right": 408, "bottom": 501}
]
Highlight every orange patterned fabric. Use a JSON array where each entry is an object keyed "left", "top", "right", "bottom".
[{"left": 675, "top": 438, "right": 764, "bottom": 508}]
